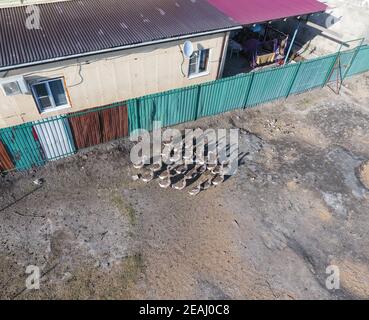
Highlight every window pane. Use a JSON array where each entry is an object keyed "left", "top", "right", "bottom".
[
  {"left": 33, "top": 82, "right": 49, "bottom": 98},
  {"left": 188, "top": 50, "right": 209, "bottom": 76},
  {"left": 49, "top": 79, "right": 67, "bottom": 106},
  {"left": 189, "top": 52, "right": 199, "bottom": 76},
  {"left": 33, "top": 83, "right": 52, "bottom": 110},
  {"left": 38, "top": 96, "right": 53, "bottom": 110},
  {"left": 189, "top": 62, "right": 198, "bottom": 76},
  {"left": 199, "top": 49, "right": 209, "bottom": 73},
  {"left": 189, "top": 53, "right": 197, "bottom": 65}
]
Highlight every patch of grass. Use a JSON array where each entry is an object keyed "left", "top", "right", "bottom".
[
  {"left": 111, "top": 193, "right": 137, "bottom": 226},
  {"left": 121, "top": 254, "right": 144, "bottom": 288},
  {"left": 33, "top": 253, "right": 145, "bottom": 299},
  {"left": 99, "top": 253, "right": 145, "bottom": 298}
]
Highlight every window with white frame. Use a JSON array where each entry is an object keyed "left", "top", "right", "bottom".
[
  {"left": 188, "top": 49, "right": 210, "bottom": 77},
  {"left": 31, "top": 78, "right": 70, "bottom": 113}
]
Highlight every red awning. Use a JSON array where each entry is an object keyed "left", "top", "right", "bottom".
[{"left": 207, "top": 0, "right": 327, "bottom": 25}]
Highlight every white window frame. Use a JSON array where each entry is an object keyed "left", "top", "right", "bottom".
[
  {"left": 188, "top": 49, "right": 211, "bottom": 79},
  {"left": 31, "top": 78, "right": 71, "bottom": 114}
]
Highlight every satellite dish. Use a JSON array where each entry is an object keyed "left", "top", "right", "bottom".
[{"left": 183, "top": 41, "right": 194, "bottom": 58}]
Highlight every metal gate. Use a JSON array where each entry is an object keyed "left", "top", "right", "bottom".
[
  {"left": 33, "top": 116, "right": 76, "bottom": 161},
  {"left": 326, "top": 38, "right": 365, "bottom": 93}
]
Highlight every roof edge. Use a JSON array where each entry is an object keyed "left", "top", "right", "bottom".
[{"left": 0, "top": 26, "right": 241, "bottom": 73}]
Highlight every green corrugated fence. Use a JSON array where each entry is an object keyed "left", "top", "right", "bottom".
[
  {"left": 289, "top": 53, "right": 338, "bottom": 94},
  {"left": 346, "top": 45, "right": 369, "bottom": 76},
  {"left": 197, "top": 73, "right": 253, "bottom": 117},
  {"left": 327, "top": 48, "right": 357, "bottom": 83},
  {"left": 128, "top": 46, "right": 369, "bottom": 132},
  {"left": 1, "top": 45, "right": 369, "bottom": 172},
  {"left": 0, "top": 124, "right": 45, "bottom": 170},
  {"left": 245, "top": 63, "right": 300, "bottom": 106},
  {"left": 128, "top": 85, "right": 200, "bottom": 132}
]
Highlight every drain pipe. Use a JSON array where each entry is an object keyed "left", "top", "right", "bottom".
[{"left": 284, "top": 20, "right": 301, "bottom": 66}]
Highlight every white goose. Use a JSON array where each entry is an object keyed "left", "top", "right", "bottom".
[
  {"left": 133, "top": 162, "right": 145, "bottom": 170},
  {"left": 202, "top": 173, "right": 214, "bottom": 190},
  {"left": 208, "top": 151, "right": 218, "bottom": 164},
  {"left": 172, "top": 176, "right": 188, "bottom": 190},
  {"left": 163, "top": 137, "right": 173, "bottom": 147},
  {"left": 196, "top": 154, "right": 206, "bottom": 165},
  {"left": 141, "top": 170, "right": 154, "bottom": 183},
  {"left": 189, "top": 184, "right": 201, "bottom": 196},
  {"left": 196, "top": 164, "right": 207, "bottom": 175},
  {"left": 212, "top": 174, "right": 225, "bottom": 186},
  {"left": 161, "top": 154, "right": 174, "bottom": 167},
  {"left": 220, "top": 160, "right": 231, "bottom": 176},
  {"left": 185, "top": 166, "right": 198, "bottom": 180},
  {"left": 159, "top": 176, "right": 171, "bottom": 189},
  {"left": 175, "top": 164, "right": 188, "bottom": 175},
  {"left": 207, "top": 163, "right": 217, "bottom": 172},
  {"left": 183, "top": 153, "right": 194, "bottom": 161},
  {"left": 211, "top": 165, "right": 222, "bottom": 175},
  {"left": 170, "top": 151, "right": 182, "bottom": 163},
  {"left": 148, "top": 162, "right": 162, "bottom": 173},
  {"left": 159, "top": 164, "right": 175, "bottom": 180},
  {"left": 133, "top": 155, "right": 149, "bottom": 169},
  {"left": 184, "top": 140, "right": 194, "bottom": 151}
]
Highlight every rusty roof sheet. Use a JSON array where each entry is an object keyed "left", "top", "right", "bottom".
[{"left": 0, "top": 0, "right": 238, "bottom": 70}]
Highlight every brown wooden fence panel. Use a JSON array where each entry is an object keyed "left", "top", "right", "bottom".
[
  {"left": 0, "top": 140, "right": 14, "bottom": 171},
  {"left": 100, "top": 105, "right": 128, "bottom": 143},
  {"left": 68, "top": 112, "right": 102, "bottom": 149}
]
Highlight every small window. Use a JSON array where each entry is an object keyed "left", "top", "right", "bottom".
[
  {"left": 31, "top": 78, "right": 70, "bottom": 113},
  {"left": 188, "top": 49, "right": 210, "bottom": 77}
]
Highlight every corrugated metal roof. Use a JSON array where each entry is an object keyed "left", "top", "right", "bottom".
[
  {"left": 207, "top": 0, "right": 327, "bottom": 25},
  {"left": 0, "top": 0, "right": 238, "bottom": 70}
]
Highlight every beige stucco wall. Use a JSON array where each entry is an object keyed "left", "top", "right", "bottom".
[{"left": 0, "top": 32, "right": 228, "bottom": 128}]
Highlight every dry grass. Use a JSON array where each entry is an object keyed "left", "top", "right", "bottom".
[{"left": 358, "top": 161, "right": 369, "bottom": 189}]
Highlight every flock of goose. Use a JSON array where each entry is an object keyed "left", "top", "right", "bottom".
[{"left": 131, "top": 135, "right": 230, "bottom": 196}]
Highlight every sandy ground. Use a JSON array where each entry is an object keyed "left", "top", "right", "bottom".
[{"left": 1, "top": 73, "right": 369, "bottom": 300}]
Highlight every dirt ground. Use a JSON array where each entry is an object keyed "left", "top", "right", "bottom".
[{"left": 1, "top": 74, "right": 369, "bottom": 300}]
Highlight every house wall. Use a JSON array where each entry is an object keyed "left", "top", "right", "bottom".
[{"left": 0, "top": 32, "right": 228, "bottom": 128}]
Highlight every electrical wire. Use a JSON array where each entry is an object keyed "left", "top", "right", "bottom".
[{"left": 178, "top": 44, "right": 187, "bottom": 77}]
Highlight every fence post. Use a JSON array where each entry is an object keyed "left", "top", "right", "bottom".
[
  {"left": 285, "top": 62, "right": 302, "bottom": 98},
  {"left": 342, "top": 44, "right": 364, "bottom": 80},
  {"left": 243, "top": 72, "right": 255, "bottom": 109}
]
